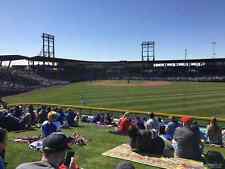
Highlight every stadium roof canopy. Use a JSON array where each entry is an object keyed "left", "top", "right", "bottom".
[
  {"left": 1, "top": 54, "right": 225, "bottom": 64},
  {"left": 148, "top": 58, "right": 225, "bottom": 64},
  {"left": 28, "top": 56, "right": 84, "bottom": 63},
  {"left": 0, "top": 55, "right": 28, "bottom": 61}
]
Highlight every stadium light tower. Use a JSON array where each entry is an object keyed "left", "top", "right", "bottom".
[
  {"left": 211, "top": 41, "right": 216, "bottom": 58},
  {"left": 141, "top": 41, "right": 155, "bottom": 62},
  {"left": 184, "top": 48, "right": 187, "bottom": 60},
  {"left": 42, "top": 33, "right": 55, "bottom": 58}
]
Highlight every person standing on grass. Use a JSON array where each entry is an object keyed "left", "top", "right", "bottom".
[
  {"left": 207, "top": 117, "right": 223, "bottom": 146},
  {"left": 16, "top": 132, "right": 79, "bottom": 169},
  {"left": 0, "top": 128, "right": 7, "bottom": 169}
]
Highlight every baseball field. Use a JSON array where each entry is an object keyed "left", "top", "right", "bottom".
[
  {"left": 3, "top": 80, "right": 225, "bottom": 169},
  {"left": 4, "top": 80, "right": 225, "bottom": 118}
]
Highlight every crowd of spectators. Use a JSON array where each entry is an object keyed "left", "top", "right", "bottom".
[
  {"left": 0, "top": 104, "right": 224, "bottom": 169},
  {"left": 81, "top": 112, "right": 114, "bottom": 126},
  {"left": 116, "top": 112, "right": 224, "bottom": 161},
  {"left": 0, "top": 105, "right": 80, "bottom": 132}
]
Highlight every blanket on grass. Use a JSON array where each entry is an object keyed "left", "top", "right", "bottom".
[
  {"left": 102, "top": 144, "right": 205, "bottom": 169},
  {"left": 14, "top": 133, "right": 88, "bottom": 151}
]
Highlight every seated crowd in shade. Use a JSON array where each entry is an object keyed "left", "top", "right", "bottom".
[
  {"left": 81, "top": 112, "right": 114, "bottom": 125},
  {"left": 0, "top": 105, "right": 80, "bottom": 132},
  {"left": 0, "top": 103, "right": 224, "bottom": 169}
]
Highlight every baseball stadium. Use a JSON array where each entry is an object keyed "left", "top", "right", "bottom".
[
  {"left": 1, "top": 35, "right": 225, "bottom": 169},
  {"left": 1, "top": 1, "right": 225, "bottom": 169}
]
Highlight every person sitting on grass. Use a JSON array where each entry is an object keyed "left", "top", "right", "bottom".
[
  {"left": 0, "top": 128, "right": 7, "bottom": 169},
  {"left": 16, "top": 132, "right": 78, "bottom": 169},
  {"left": 28, "top": 105, "right": 37, "bottom": 125},
  {"left": 135, "top": 117, "right": 145, "bottom": 130},
  {"left": 145, "top": 112, "right": 160, "bottom": 132},
  {"left": 164, "top": 116, "right": 180, "bottom": 141},
  {"left": 173, "top": 116, "right": 203, "bottom": 161},
  {"left": 65, "top": 109, "right": 77, "bottom": 127},
  {"left": 159, "top": 126, "right": 175, "bottom": 157},
  {"left": 0, "top": 109, "right": 31, "bottom": 131},
  {"left": 56, "top": 108, "right": 66, "bottom": 126},
  {"left": 13, "top": 106, "right": 23, "bottom": 119},
  {"left": 92, "top": 113, "right": 101, "bottom": 124},
  {"left": 73, "top": 112, "right": 80, "bottom": 127},
  {"left": 41, "top": 111, "right": 58, "bottom": 138},
  {"left": 38, "top": 106, "right": 49, "bottom": 124},
  {"left": 104, "top": 113, "right": 113, "bottom": 125},
  {"left": 207, "top": 117, "right": 223, "bottom": 146},
  {"left": 128, "top": 125, "right": 165, "bottom": 155},
  {"left": 117, "top": 112, "right": 131, "bottom": 134}
]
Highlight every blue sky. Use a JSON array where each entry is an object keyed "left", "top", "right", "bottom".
[{"left": 0, "top": 0, "right": 225, "bottom": 61}]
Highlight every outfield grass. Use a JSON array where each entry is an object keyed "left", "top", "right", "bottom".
[
  {"left": 7, "top": 123, "right": 225, "bottom": 169},
  {"left": 4, "top": 80, "right": 225, "bottom": 118},
  {"left": 7, "top": 124, "right": 149, "bottom": 169}
]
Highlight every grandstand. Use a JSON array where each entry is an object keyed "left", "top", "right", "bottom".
[
  {"left": 0, "top": 55, "right": 69, "bottom": 96},
  {"left": 1, "top": 54, "right": 225, "bottom": 82}
]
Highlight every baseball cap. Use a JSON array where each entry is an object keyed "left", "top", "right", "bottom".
[
  {"left": 42, "top": 132, "right": 71, "bottom": 152},
  {"left": 180, "top": 116, "right": 193, "bottom": 124}
]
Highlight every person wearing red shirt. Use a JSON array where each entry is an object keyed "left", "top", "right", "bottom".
[{"left": 118, "top": 112, "right": 130, "bottom": 134}]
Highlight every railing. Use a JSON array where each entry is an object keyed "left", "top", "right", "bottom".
[{"left": 7, "top": 102, "right": 225, "bottom": 123}]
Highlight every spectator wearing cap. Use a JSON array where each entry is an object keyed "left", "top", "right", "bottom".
[
  {"left": 41, "top": 111, "right": 58, "bottom": 138},
  {"left": 116, "top": 161, "right": 135, "bottom": 169},
  {"left": 0, "top": 128, "right": 7, "bottom": 169},
  {"left": 16, "top": 132, "right": 77, "bottom": 169},
  {"left": 173, "top": 116, "right": 202, "bottom": 160},
  {"left": 207, "top": 117, "right": 223, "bottom": 146}
]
